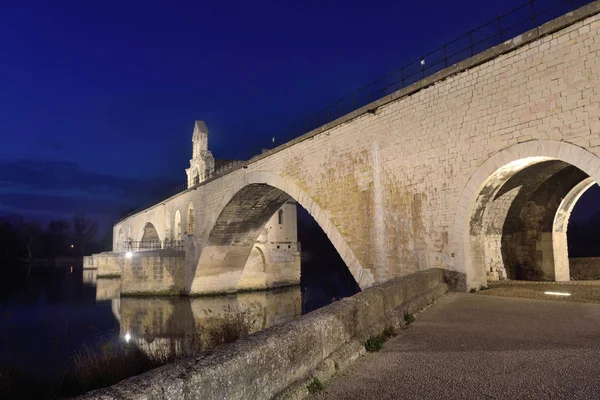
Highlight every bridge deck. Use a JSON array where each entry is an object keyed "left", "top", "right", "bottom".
[{"left": 314, "top": 293, "right": 600, "bottom": 399}]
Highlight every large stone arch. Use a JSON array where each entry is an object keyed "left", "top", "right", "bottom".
[
  {"left": 453, "top": 140, "right": 600, "bottom": 290},
  {"left": 187, "top": 171, "right": 373, "bottom": 295}
]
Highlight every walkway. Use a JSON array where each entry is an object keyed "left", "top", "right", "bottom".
[
  {"left": 481, "top": 281, "right": 600, "bottom": 304},
  {"left": 311, "top": 293, "right": 600, "bottom": 400}
]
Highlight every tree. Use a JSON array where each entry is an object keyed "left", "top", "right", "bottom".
[
  {"left": 19, "top": 222, "right": 42, "bottom": 259},
  {"left": 43, "top": 220, "right": 71, "bottom": 258},
  {"left": 70, "top": 213, "right": 98, "bottom": 258}
]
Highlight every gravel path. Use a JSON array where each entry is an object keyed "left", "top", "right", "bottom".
[{"left": 311, "top": 293, "right": 600, "bottom": 400}]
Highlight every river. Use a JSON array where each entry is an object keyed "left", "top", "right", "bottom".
[{"left": 0, "top": 255, "right": 358, "bottom": 388}]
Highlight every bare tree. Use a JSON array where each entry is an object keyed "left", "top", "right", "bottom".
[
  {"left": 19, "top": 221, "right": 42, "bottom": 259},
  {"left": 70, "top": 213, "right": 98, "bottom": 258}
]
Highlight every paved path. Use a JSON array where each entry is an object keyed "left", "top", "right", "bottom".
[
  {"left": 481, "top": 281, "right": 600, "bottom": 304},
  {"left": 311, "top": 293, "right": 600, "bottom": 400}
]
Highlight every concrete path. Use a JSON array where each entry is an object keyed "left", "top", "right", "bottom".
[
  {"left": 481, "top": 281, "right": 600, "bottom": 304},
  {"left": 310, "top": 293, "right": 600, "bottom": 400}
]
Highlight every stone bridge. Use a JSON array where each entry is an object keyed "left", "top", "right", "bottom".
[{"left": 90, "top": 2, "right": 600, "bottom": 295}]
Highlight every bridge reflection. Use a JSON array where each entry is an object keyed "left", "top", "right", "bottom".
[{"left": 92, "top": 276, "right": 301, "bottom": 358}]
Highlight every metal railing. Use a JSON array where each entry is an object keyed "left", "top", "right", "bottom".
[
  {"left": 120, "top": 240, "right": 184, "bottom": 252},
  {"left": 117, "top": 0, "right": 593, "bottom": 223}
]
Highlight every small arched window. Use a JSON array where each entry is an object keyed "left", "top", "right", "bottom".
[
  {"left": 278, "top": 209, "right": 283, "bottom": 225},
  {"left": 187, "top": 203, "right": 195, "bottom": 235}
]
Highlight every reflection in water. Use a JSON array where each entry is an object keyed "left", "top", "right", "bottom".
[
  {"left": 0, "top": 260, "right": 340, "bottom": 383},
  {"left": 116, "top": 284, "right": 301, "bottom": 358}
]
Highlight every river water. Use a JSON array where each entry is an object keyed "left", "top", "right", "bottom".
[{"left": 0, "top": 259, "right": 358, "bottom": 383}]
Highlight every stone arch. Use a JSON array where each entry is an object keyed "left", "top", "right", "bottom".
[
  {"left": 552, "top": 177, "right": 596, "bottom": 280},
  {"left": 140, "top": 222, "right": 161, "bottom": 250},
  {"left": 188, "top": 171, "right": 373, "bottom": 294},
  {"left": 238, "top": 246, "right": 268, "bottom": 291},
  {"left": 187, "top": 202, "right": 195, "bottom": 235},
  {"left": 174, "top": 210, "right": 182, "bottom": 241},
  {"left": 453, "top": 140, "right": 600, "bottom": 290}
]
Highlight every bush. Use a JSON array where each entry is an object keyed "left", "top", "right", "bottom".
[
  {"left": 364, "top": 335, "right": 385, "bottom": 352},
  {"left": 403, "top": 312, "right": 415, "bottom": 325},
  {"left": 200, "top": 305, "right": 255, "bottom": 349},
  {"left": 365, "top": 326, "right": 397, "bottom": 352},
  {"left": 307, "top": 377, "right": 325, "bottom": 394}
]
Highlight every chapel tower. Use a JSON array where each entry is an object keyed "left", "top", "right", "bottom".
[{"left": 186, "top": 120, "right": 215, "bottom": 187}]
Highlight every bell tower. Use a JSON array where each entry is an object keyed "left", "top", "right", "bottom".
[{"left": 186, "top": 120, "right": 215, "bottom": 187}]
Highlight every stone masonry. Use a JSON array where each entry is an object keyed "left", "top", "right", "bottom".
[{"left": 108, "top": 2, "right": 600, "bottom": 293}]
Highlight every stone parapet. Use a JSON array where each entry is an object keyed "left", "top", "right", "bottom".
[
  {"left": 78, "top": 268, "right": 448, "bottom": 400},
  {"left": 570, "top": 257, "right": 600, "bottom": 280}
]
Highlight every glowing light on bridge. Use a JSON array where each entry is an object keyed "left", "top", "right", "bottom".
[
  {"left": 544, "top": 291, "right": 571, "bottom": 296},
  {"left": 126, "top": 251, "right": 133, "bottom": 259}
]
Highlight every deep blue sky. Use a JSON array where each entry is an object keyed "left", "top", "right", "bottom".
[{"left": 0, "top": 0, "right": 597, "bottom": 234}]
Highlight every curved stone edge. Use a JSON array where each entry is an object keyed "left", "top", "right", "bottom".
[
  {"left": 273, "top": 282, "right": 449, "bottom": 400},
  {"left": 78, "top": 268, "right": 449, "bottom": 400}
]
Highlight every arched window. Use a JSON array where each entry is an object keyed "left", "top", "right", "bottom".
[
  {"left": 278, "top": 209, "right": 283, "bottom": 225},
  {"left": 187, "top": 203, "right": 195, "bottom": 235},
  {"left": 174, "top": 210, "right": 182, "bottom": 241}
]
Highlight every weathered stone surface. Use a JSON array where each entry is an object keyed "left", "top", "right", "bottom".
[
  {"left": 328, "top": 340, "right": 366, "bottom": 373},
  {"left": 78, "top": 268, "right": 448, "bottom": 400},
  {"left": 121, "top": 250, "right": 186, "bottom": 295},
  {"left": 94, "top": 253, "right": 122, "bottom": 277},
  {"left": 570, "top": 257, "right": 600, "bottom": 280}
]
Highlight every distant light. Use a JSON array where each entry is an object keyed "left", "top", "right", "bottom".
[
  {"left": 70, "top": 244, "right": 74, "bottom": 248},
  {"left": 125, "top": 251, "right": 133, "bottom": 259},
  {"left": 70, "top": 266, "right": 73, "bottom": 273},
  {"left": 125, "top": 332, "right": 131, "bottom": 343},
  {"left": 420, "top": 59, "right": 425, "bottom": 66},
  {"left": 544, "top": 291, "right": 571, "bottom": 296}
]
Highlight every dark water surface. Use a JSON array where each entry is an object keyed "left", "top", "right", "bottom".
[{"left": 0, "top": 255, "right": 358, "bottom": 383}]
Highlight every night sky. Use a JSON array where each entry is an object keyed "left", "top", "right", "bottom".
[{"left": 1, "top": 0, "right": 598, "bottom": 235}]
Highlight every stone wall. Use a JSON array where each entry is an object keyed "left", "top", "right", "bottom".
[
  {"left": 570, "top": 257, "right": 600, "bottom": 280},
  {"left": 93, "top": 253, "right": 122, "bottom": 277},
  {"left": 112, "top": 2, "right": 600, "bottom": 292},
  {"left": 79, "top": 268, "right": 448, "bottom": 400},
  {"left": 83, "top": 256, "right": 94, "bottom": 269},
  {"left": 121, "top": 250, "right": 186, "bottom": 295}
]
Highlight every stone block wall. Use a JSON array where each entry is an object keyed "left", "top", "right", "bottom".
[
  {"left": 94, "top": 253, "right": 122, "bottom": 277},
  {"left": 113, "top": 2, "right": 600, "bottom": 292},
  {"left": 121, "top": 250, "right": 186, "bottom": 295},
  {"left": 79, "top": 268, "right": 448, "bottom": 400},
  {"left": 570, "top": 257, "right": 600, "bottom": 280},
  {"left": 83, "top": 256, "right": 95, "bottom": 269}
]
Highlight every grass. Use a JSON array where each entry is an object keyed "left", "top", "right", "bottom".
[
  {"left": 307, "top": 377, "right": 325, "bottom": 394},
  {"left": 364, "top": 326, "right": 398, "bottom": 352}
]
